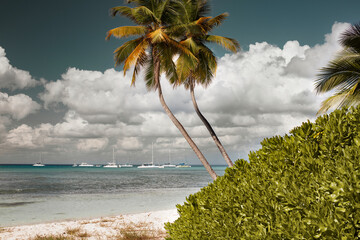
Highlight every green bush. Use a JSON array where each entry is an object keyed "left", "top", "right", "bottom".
[{"left": 165, "top": 106, "right": 360, "bottom": 239}]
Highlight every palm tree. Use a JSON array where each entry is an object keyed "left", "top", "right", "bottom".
[
  {"left": 173, "top": 0, "right": 240, "bottom": 167},
  {"left": 106, "top": 0, "right": 218, "bottom": 180},
  {"left": 315, "top": 23, "right": 360, "bottom": 114}
]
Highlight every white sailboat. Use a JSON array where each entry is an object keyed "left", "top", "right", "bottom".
[
  {"left": 138, "top": 143, "right": 161, "bottom": 168},
  {"left": 33, "top": 153, "right": 45, "bottom": 167},
  {"left": 104, "top": 147, "right": 119, "bottom": 168},
  {"left": 78, "top": 162, "right": 94, "bottom": 167},
  {"left": 119, "top": 154, "right": 133, "bottom": 168},
  {"left": 119, "top": 163, "right": 133, "bottom": 168},
  {"left": 162, "top": 149, "right": 176, "bottom": 168}
]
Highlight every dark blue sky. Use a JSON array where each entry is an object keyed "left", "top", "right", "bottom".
[{"left": 1, "top": 0, "right": 359, "bottom": 81}]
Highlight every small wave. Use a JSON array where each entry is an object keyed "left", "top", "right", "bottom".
[
  {"left": 0, "top": 201, "right": 35, "bottom": 207},
  {"left": 0, "top": 188, "right": 39, "bottom": 194}
]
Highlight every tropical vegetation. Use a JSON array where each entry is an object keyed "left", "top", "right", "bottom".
[
  {"left": 173, "top": 0, "right": 240, "bottom": 167},
  {"left": 165, "top": 105, "right": 360, "bottom": 239},
  {"left": 316, "top": 23, "right": 360, "bottom": 114},
  {"left": 106, "top": 0, "right": 218, "bottom": 180}
]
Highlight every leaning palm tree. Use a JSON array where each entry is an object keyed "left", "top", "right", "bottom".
[
  {"left": 315, "top": 23, "right": 360, "bottom": 114},
  {"left": 106, "top": 0, "right": 218, "bottom": 180},
  {"left": 173, "top": 0, "right": 240, "bottom": 167}
]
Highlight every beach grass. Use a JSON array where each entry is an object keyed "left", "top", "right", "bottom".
[
  {"left": 30, "top": 234, "right": 72, "bottom": 240},
  {"left": 65, "top": 226, "right": 90, "bottom": 238},
  {"left": 116, "top": 221, "right": 167, "bottom": 240},
  {"left": 30, "top": 227, "right": 90, "bottom": 240},
  {"left": 65, "top": 226, "right": 82, "bottom": 235}
]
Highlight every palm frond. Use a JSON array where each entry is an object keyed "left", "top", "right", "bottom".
[
  {"left": 113, "top": 37, "right": 144, "bottom": 66},
  {"left": 144, "top": 54, "right": 156, "bottom": 90},
  {"left": 165, "top": 34, "right": 199, "bottom": 65},
  {"left": 205, "top": 13, "right": 228, "bottom": 31},
  {"left": 154, "top": 0, "right": 171, "bottom": 22},
  {"left": 123, "top": 38, "right": 149, "bottom": 73},
  {"left": 205, "top": 35, "right": 240, "bottom": 52},
  {"left": 195, "top": 0, "right": 211, "bottom": 17},
  {"left": 176, "top": 53, "right": 198, "bottom": 84},
  {"left": 340, "top": 23, "right": 360, "bottom": 53},
  {"left": 106, "top": 26, "right": 147, "bottom": 40},
  {"left": 317, "top": 88, "right": 360, "bottom": 114},
  {"left": 159, "top": 44, "right": 178, "bottom": 85},
  {"left": 195, "top": 45, "right": 217, "bottom": 85},
  {"left": 196, "top": 16, "right": 211, "bottom": 25},
  {"left": 131, "top": 50, "right": 148, "bottom": 86},
  {"left": 149, "top": 28, "right": 167, "bottom": 43},
  {"left": 110, "top": 6, "right": 159, "bottom": 25},
  {"left": 317, "top": 93, "right": 346, "bottom": 114},
  {"left": 166, "top": 22, "right": 205, "bottom": 38},
  {"left": 180, "top": 37, "right": 201, "bottom": 55},
  {"left": 315, "top": 58, "right": 360, "bottom": 93}
]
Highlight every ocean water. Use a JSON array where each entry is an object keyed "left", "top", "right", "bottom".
[{"left": 0, "top": 165, "right": 226, "bottom": 227}]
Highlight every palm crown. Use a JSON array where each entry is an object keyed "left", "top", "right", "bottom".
[
  {"left": 173, "top": 0, "right": 240, "bottom": 88},
  {"left": 315, "top": 23, "right": 360, "bottom": 114},
  {"left": 106, "top": 0, "right": 197, "bottom": 90}
]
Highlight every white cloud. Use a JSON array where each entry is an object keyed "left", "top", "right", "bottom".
[
  {"left": 4, "top": 124, "right": 46, "bottom": 149},
  {"left": 40, "top": 67, "right": 192, "bottom": 123},
  {"left": 285, "top": 22, "right": 349, "bottom": 78},
  {"left": 0, "top": 92, "right": 41, "bottom": 120},
  {"left": 116, "top": 137, "right": 143, "bottom": 150},
  {"left": 77, "top": 138, "right": 108, "bottom": 152},
  {"left": 0, "top": 47, "right": 39, "bottom": 90}
]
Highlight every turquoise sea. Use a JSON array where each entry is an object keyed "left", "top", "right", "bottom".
[{"left": 0, "top": 165, "right": 226, "bottom": 227}]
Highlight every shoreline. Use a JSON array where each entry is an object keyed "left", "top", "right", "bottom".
[{"left": 0, "top": 209, "right": 178, "bottom": 240}]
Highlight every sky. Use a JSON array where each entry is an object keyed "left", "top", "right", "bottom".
[{"left": 0, "top": 0, "right": 359, "bottom": 165}]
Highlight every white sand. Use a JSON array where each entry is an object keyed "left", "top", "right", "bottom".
[{"left": 0, "top": 209, "right": 178, "bottom": 240}]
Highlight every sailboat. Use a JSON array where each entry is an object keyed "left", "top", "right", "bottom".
[
  {"left": 119, "top": 154, "right": 133, "bottom": 168},
  {"left": 176, "top": 162, "right": 191, "bottom": 168},
  {"left": 104, "top": 147, "right": 119, "bottom": 168},
  {"left": 78, "top": 162, "right": 94, "bottom": 167},
  {"left": 33, "top": 153, "right": 45, "bottom": 167},
  {"left": 119, "top": 163, "right": 133, "bottom": 168},
  {"left": 138, "top": 143, "right": 161, "bottom": 168},
  {"left": 162, "top": 149, "right": 176, "bottom": 168}
]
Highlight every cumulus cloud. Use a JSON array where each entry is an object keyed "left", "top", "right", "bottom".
[
  {"left": 285, "top": 22, "right": 349, "bottom": 77},
  {"left": 77, "top": 138, "right": 108, "bottom": 152},
  {"left": 0, "top": 92, "right": 41, "bottom": 120},
  {"left": 116, "top": 137, "right": 144, "bottom": 150},
  {"left": 0, "top": 47, "right": 39, "bottom": 90},
  {"left": 2, "top": 22, "right": 349, "bottom": 164},
  {"left": 5, "top": 124, "right": 42, "bottom": 149},
  {"left": 40, "top": 67, "right": 192, "bottom": 123}
]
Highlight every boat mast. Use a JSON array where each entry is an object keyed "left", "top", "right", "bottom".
[
  {"left": 112, "top": 147, "right": 115, "bottom": 164},
  {"left": 151, "top": 142, "right": 154, "bottom": 165},
  {"left": 169, "top": 149, "right": 171, "bottom": 164}
]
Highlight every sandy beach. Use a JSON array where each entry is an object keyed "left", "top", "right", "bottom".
[{"left": 0, "top": 209, "right": 178, "bottom": 240}]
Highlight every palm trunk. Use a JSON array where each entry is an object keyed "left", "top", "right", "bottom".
[
  {"left": 190, "top": 83, "right": 234, "bottom": 167},
  {"left": 158, "top": 83, "right": 217, "bottom": 180},
  {"left": 153, "top": 53, "right": 217, "bottom": 180}
]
